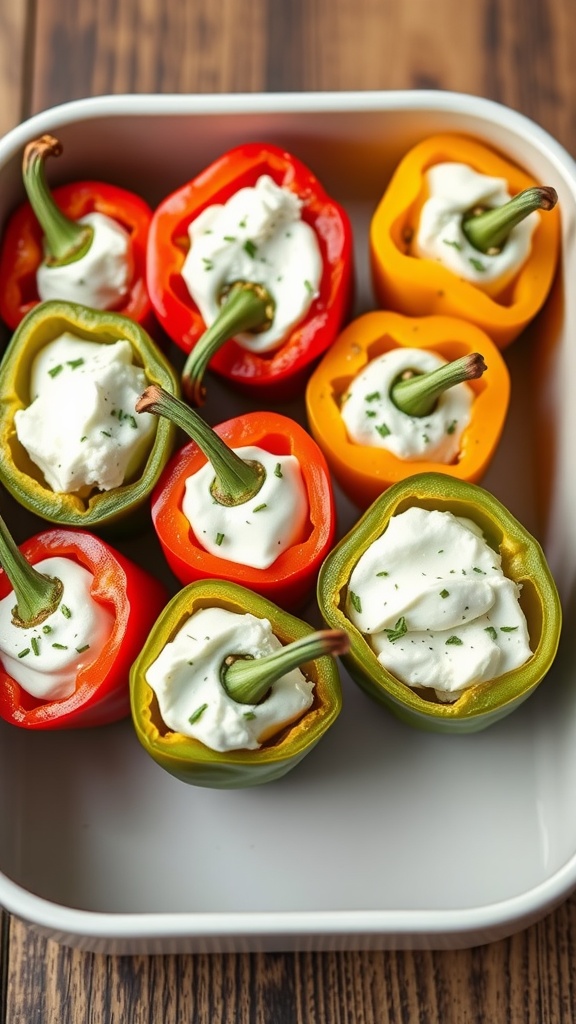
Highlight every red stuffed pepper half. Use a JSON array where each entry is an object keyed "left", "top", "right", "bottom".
[
  {"left": 0, "top": 518, "right": 168, "bottom": 729},
  {"left": 136, "top": 385, "right": 336, "bottom": 610},
  {"left": 146, "top": 142, "right": 354, "bottom": 403}
]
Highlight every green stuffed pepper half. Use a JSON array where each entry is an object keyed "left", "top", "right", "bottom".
[
  {"left": 318, "top": 472, "right": 561, "bottom": 733},
  {"left": 130, "top": 579, "right": 346, "bottom": 788},
  {"left": 0, "top": 299, "right": 179, "bottom": 531}
]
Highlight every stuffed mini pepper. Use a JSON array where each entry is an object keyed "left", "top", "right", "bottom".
[
  {"left": 130, "top": 579, "right": 346, "bottom": 788},
  {"left": 318, "top": 473, "right": 561, "bottom": 733},
  {"left": 369, "top": 134, "right": 559, "bottom": 348},
  {"left": 146, "top": 142, "right": 353, "bottom": 402},
  {"left": 0, "top": 512, "right": 168, "bottom": 729},
  {"left": 136, "top": 385, "right": 335, "bottom": 610},
  {"left": 0, "top": 300, "right": 179, "bottom": 530},
  {"left": 0, "top": 134, "right": 153, "bottom": 330},
  {"left": 306, "top": 310, "right": 510, "bottom": 508}
]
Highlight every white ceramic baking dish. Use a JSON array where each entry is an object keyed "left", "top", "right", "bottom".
[{"left": 0, "top": 91, "right": 575, "bottom": 955}]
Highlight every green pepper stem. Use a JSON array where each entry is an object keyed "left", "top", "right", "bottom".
[
  {"left": 391, "top": 352, "right": 487, "bottom": 418},
  {"left": 135, "top": 384, "right": 265, "bottom": 505},
  {"left": 223, "top": 629, "right": 350, "bottom": 705},
  {"left": 181, "top": 282, "right": 275, "bottom": 406},
  {"left": 0, "top": 513, "right": 63, "bottom": 628},
  {"left": 462, "top": 186, "right": 557, "bottom": 254},
  {"left": 22, "top": 135, "right": 94, "bottom": 264}
]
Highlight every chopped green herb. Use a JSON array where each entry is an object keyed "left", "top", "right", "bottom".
[
  {"left": 30, "top": 636, "right": 40, "bottom": 656},
  {"left": 385, "top": 617, "right": 408, "bottom": 642},
  {"left": 202, "top": 258, "right": 214, "bottom": 270},
  {"left": 366, "top": 410, "right": 377, "bottom": 418},
  {"left": 253, "top": 503, "right": 267, "bottom": 512},
  {"left": 127, "top": 414, "right": 137, "bottom": 429},
  {"left": 438, "top": 550, "right": 444, "bottom": 554},
  {"left": 239, "top": 217, "right": 247, "bottom": 228},
  {"left": 274, "top": 463, "right": 283, "bottom": 478},
  {"left": 376, "top": 570, "right": 389, "bottom": 577},
  {"left": 42, "top": 625, "right": 52, "bottom": 634},
  {"left": 48, "top": 364, "right": 63, "bottom": 378},
  {"left": 422, "top": 433, "right": 430, "bottom": 444},
  {"left": 445, "top": 635, "right": 463, "bottom": 645},
  {"left": 67, "top": 358, "right": 84, "bottom": 369},
  {"left": 376, "top": 423, "right": 391, "bottom": 438},
  {"left": 446, "top": 420, "right": 457, "bottom": 435},
  {"left": 443, "top": 238, "right": 463, "bottom": 251},
  {"left": 500, "top": 626, "right": 519, "bottom": 632},
  {"left": 469, "top": 257, "right": 486, "bottom": 272},
  {"left": 223, "top": 235, "right": 236, "bottom": 242},
  {"left": 472, "top": 567, "right": 486, "bottom": 574},
  {"left": 76, "top": 644, "right": 90, "bottom": 653},
  {"left": 485, "top": 626, "right": 498, "bottom": 641},
  {"left": 101, "top": 430, "right": 112, "bottom": 438},
  {"left": 215, "top": 533, "right": 225, "bottom": 546},
  {"left": 243, "top": 239, "right": 258, "bottom": 258},
  {"left": 17, "top": 648, "right": 30, "bottom": 658},
  {"left": 189, "top": 703, "right": 209, "bottom": 725},
  {"left": 244, "top": 711, "right": 257, "bottom": 720},
  {"left": 440, "top": 589, "right": 450, "bottom": 598},
  {"left": 61, "top": 604, "right": 72, "bottom": 619},
  {"left": 365, "top": 391, "right": 380, "bottom": 402},
  {"left": 80, "top": 435, "right": 88, "bottom": 442},
  {"left": 304, "top": 279, "right": 314, "bottom": 294},
  {"left": 52, "top": 643, "right": 68, "bottom": 650},
  {"left": 349, "top": 591, "right": 362, "bottom": 613}
]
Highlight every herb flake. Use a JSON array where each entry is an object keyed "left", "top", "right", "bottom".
[
  {"left": 189, "top": 703, "right": 209, "bottom": 725},
  {"left": 385, "top": 617, "right": 407, "bottom": 642}
]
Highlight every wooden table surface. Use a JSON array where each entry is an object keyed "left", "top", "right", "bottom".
[{"left": 1, "top": 0, "right": 576, "bottom": 1020}]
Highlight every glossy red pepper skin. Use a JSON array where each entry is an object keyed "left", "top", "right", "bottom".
[
  {"left": 0, "top": 529, "right": 168, "bottom": 730},
  {"left": 0, "top": 181, "right": 154, "bottom": 331},
  {"left": 150, "top": 410, "right": 336, "bottom": 610},
  {"left": 145, "top": 143, "right": 354, "bottom": 401}
]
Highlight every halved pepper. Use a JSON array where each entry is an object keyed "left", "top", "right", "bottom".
[
  {"left": 0, "top": 299, "right": 180, "bottom": 530},
  {"left": 146, "top": 142, "right": 354, "bottom": 401},
  {"left": 306, "top": 310, "right": 510, "bottom": 509},
  {"left": 130, "top": 579, "right": 345, "bottom": 788},
  {"left": 369, "top": 134, "right": 560, "bottom": 349},
  {"left": 317, "top": 472, "right": 561, "bottom": 733},
  {"left": 0, "top": 135, "right": 154, "bottom": 330},
  {"left": 136, "top": 386, "right": 336, "bottom": 610},
  {"left": 0, "top": 518, "right": 168, "bottom": 729}
]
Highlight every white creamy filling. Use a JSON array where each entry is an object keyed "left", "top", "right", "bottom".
[
  {"left": 180, "top": 174, "right": 323, "bottom": 353},
  {"left": 0, "top": 556, "right": 114, "bottom": 701},
  {"left": 346, "top": 506, "right": 532, "bottom": 702},
  {"left": 340, "top": 347, "right": 473, "bottom": 462},
  {"left": 181, "top": 445, "right": 309, "bottom": 570},
  {"left": 145, "top": 606, "right": 315, "bottom": 751},
  {"left": 14, "top": 333, "right": 156, "bottom": 493},
  {"left": 36, "top": 211, "right": 131, "bottom": 309},
  {"left": 413, "top": 162, "right": 538, "bottom": 296}
]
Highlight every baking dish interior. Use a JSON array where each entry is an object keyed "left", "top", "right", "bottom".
[{"left": 0, "top": 94, "right": 575, "bottom": 948}]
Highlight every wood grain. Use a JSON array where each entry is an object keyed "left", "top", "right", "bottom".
[
  {"left": 0, "top": 0, "right": 29, "bottom": 135},
  {"left": 2, "top": 0, "right": 576, "bottom": 1021}
]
